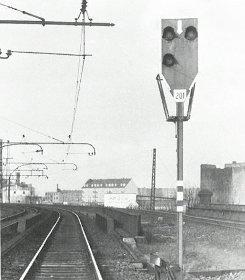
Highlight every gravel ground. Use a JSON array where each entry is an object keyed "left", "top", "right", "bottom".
[
  {"left": 0, "top": 204, "right": 24, "bottom": 218},
  {"left": 1, "top": 211, "right": 58, "bottom": 280},
  {"left": 80, "top": 213, "right": 155, "bottom": 280},
  {"left": 198, "top": 271, "right": 245, "bottom": 280},
  {"left": 137, "top": 213, "right": 245, "bottom": 280}
]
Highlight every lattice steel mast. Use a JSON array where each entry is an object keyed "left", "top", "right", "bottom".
[{"left": 150, "top": 148, "right": 156, "bottom": 210}]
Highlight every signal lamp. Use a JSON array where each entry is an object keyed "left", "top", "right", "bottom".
[
  {"left": 163, "top": 54, "right": 176, "bottom": 67},
  {"left": 162, "top": 26, "right": 176, "bottom": 41},
  {"left": 185, "top": 26, "right": 198, "bottom": 41}
]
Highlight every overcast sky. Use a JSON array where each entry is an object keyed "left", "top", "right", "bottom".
[{"left": 0, "top": 0, "right": 244, "bottom": 195}]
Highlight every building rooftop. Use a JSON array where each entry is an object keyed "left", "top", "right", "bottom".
[
  {"left": 83, "top": 178, "right": 131, "bottom": 188},
  {"left": 225, "top": 162, "right": 245, "bottom": 168}
]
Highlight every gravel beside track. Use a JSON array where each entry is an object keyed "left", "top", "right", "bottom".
[
  {"left": 0, "top": 204, "right": 25, "bottom": 220},
  {"left": 196, "top": 271, "right": 245, "bottom": 280},
  {"left": 135, "top": 211, "right": 245, "bottom": 280},
  {"left": 1, "top": 210, "right": 59, "bottom": 280},
  {"left": 79, "top": 213, "right": 155, "bottom": 280}
]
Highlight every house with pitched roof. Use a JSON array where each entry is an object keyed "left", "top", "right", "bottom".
[{"left": 82, "top": 178, "right": 138, "bottom": 205}]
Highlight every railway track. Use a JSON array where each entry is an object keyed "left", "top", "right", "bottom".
[
  {"left": 19, "top": 209, "right": 102, "bottom": 280},
  {"left": 1, "top": 208, "right": 26, "bottom": 223},
  {"left": 130, "top": 208, "right": 245, "bottom": 230},
  {"left": 185, "top": 214, "right": 245, "bottom": 230},
  {"left": 1, "top": 207, "right": 38, "bottom": 228}
]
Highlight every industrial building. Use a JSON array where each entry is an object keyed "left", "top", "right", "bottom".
[
  {"left": 82, "top": 178, "right": 138, "bottom": 205},
  {"left": 200, "top": 161, "right": 245, "bottom": 204},
  {"left": 1, "top": 172, "right": 35, "bottom": 203},
  {"left": 62, "top": 190, "right": 84, "bottom": 205},
  {"left": 43, "top": 178, "right": 138, "bottom": 206},
  {"left": 138, "top": 187, "right": 176, "bottom": 198},
  {"left": 44, "top": 190, "right": 63, "bottom": 204}
]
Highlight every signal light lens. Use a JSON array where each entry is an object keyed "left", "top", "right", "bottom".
[
  {"left": 162, "top": 26, "right": 176, "bottom": 41},
  {"left": 185, "top": 26, "right": 198, "bottom": 41},
  {"left": 163, "top": 54, "right": 176, "bottom": 67}
]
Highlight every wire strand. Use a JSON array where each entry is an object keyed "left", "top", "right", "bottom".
[
  {"left": 10, "top": 50, "right": 91, "bottom": 57},
  {"left": 0, "top": 116, "right": 64, "bottom": 143},
  {"left": 66, "top": 14, "right": 87, "bottom": 159}
]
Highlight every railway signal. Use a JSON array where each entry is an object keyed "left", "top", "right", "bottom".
[
  {"left": 162, "top": 18, "right": 198, "bottom": 101},
  {"left": 157, "top": 18, "right": 198, "bottom": 278}
]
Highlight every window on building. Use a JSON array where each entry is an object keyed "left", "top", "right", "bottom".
[
  {"left": 23, "top": 191, "right": 25, "bottom": 194},
  {"left": 14, "top": 191, "right": 16, "bottom": 194}
]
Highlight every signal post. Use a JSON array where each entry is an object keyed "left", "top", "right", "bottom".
[{"left": 157, "top": 18, "right": 198, "bottom": 276}]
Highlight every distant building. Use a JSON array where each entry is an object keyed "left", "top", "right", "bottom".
[
  {"left": 138, "top": 187, "right": 176, "bottom": 198},
  {"left": 2, "top": 178, "right": 35, "bottom": 204},
  {"left": 43, "top": 185, "right": 84, "bottom": 205},
  {"left": 62, "top": 190, "right": 84, "bottom": 205},
  {"left": 200, "top": 161, "right": 245, "bottom": 204},
  {"left": 82, "top": 178, "right": 138, "bottom": 205},
  {"left": 137, "top": 187, "right": 199, "bottom": 209},
  {"left": 44, "top": 189, "right": 63, "bottom": 204}
]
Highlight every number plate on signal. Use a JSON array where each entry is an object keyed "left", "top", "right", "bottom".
[{"left": 173, "top": 89, "right": 187, "bottom": 103}]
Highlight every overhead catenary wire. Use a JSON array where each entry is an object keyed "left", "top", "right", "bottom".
[
  {"left": 0, "top": 116, "right": 64, "bottom": 143},
  {"left": 66, "top": 11, "right": 87, "bottom": 158},
  {"left": 8, "top": 50, "right": 92, "bottom": 57},
  {"left": 0, "top": 2, "right": 45, "bottom": 21},
  {"left": 70, "top": 19, "right": 86, "bottom": 137}
]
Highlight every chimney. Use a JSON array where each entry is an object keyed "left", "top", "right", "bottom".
[{"left": 16, "top": 172, "right": 20, "bottom": 186}]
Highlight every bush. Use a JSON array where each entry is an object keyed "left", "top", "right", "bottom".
[{"left": 144, "top": 228, "right": 154, "bottom": 244}]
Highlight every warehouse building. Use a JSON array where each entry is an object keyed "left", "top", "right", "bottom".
[
  {"left": 82, "top": 178, "right": 138, "bottom": 205},
  {"left": 200, "top": 161, "right": 245, "bottom": 204}
]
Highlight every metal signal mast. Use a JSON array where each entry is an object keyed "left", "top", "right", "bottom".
[
  {"left": 157, "top": 18, "right": 198, "bottom": 277},
  {"left": 150, "top": 148, "right": 156, "bottom": 210}
]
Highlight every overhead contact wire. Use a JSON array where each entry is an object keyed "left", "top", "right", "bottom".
[
  {"left": 0, "top": 116, "right": 64, "bottom": 143},
  {"left": 66, "top": 14, "right": 87, "bottom": 159}
]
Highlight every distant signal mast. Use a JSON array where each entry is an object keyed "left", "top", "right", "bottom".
[{"left": 150, "top": 148, "right": 156, "bottom": 210}]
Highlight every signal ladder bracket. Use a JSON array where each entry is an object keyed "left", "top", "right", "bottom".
[{"left": 156, "top": 74, "right": 195, "bottom": 123}]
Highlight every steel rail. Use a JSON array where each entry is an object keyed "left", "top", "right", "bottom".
[
  {"left": 69, "top": 210, "right": 103, "bottom": 280},
  {"left": 185, "top": 214, "right": 245, "bottom": 230},
  {"left": 19, "top": 209, "right": 103, "bottom": 280},
  {"left": 19, "top": 212, "right": 61, "bottom": 280}
]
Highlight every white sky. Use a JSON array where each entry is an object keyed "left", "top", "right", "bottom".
[{"left": 0, "top": 0, "right": 244, "bottom": 195}]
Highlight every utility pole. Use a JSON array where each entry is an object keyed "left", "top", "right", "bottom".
[
  {"left": 150, "top": 148, "right": 156, "bottom": 211},
  {"left": 0, "top": 139, "right": 2, "bottom": 201}
]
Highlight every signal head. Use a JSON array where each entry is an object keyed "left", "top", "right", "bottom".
[
  {"left": 163, "top": 53, "right": 177, "bottom": 67},
  {"left": 185, "top": 26, "right": 198, "bottom": 41},
  {"left": 162, "top": 26, "right": 176, "bottom": 41}
]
